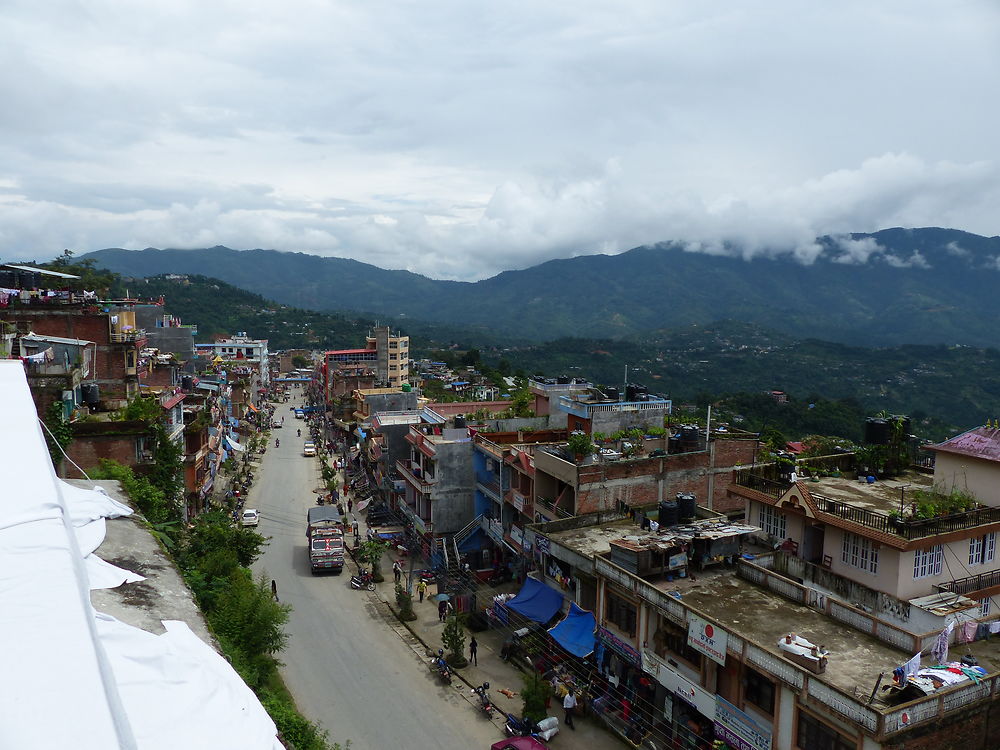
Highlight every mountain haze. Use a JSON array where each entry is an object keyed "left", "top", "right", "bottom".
[{"left": 82, "top": 228, "right": 1000, "bottom": 346}]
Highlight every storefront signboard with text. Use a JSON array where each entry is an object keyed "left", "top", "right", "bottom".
[
  {"left": 687, "top": 613, "right": 728, "bottom": 665},
  {"left": 714, "top": 696, "right": 772, "bottom": 750}
]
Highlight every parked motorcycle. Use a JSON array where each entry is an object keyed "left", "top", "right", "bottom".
[
  {"left": 429, "top": 651, "right": 453, "bottom": 684},
  {"left": 471, "top": 683, "right": 494, "bottom": 717},
  {"left": 504, "top": 713, "right": 541, "bottom": 739},
  {"left": 350, "top": 569, "right": 376, "bottom": 591}
]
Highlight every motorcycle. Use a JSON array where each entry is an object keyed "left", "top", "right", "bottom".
[
  {"left": 504, "top": 713, "right": 541, "bottom": 739},
  {"left": 275, "top": 439, "right": 280, "bottom": 448},
  {"left": 429, "top": 653, "right": 453, "bottom": 684},
  {"left": 471, "top": 683, "right": 494, "bottom": 717},
  {"left": 350, "top": 569, "right": 376, "bottom": 591}
]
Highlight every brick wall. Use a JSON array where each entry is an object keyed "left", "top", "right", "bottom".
[
  {"left": 62, "top": 430, "right": 146, "bottom": 477},
  {"left": 573, "top": 438, "right": 757, "bottom": 516},
  {"left": 883, "top": 698, "right": 1000, "bottom": 750}
]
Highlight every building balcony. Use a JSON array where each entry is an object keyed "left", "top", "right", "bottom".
[
  {"left": 476, "top": 478, "right": 502, "bottom": 501},
  {"left": 110, "top": 330, "right": 147, "bottom": 345},
  {"left": 937, "top": 569, "right": 1000, "bottom": 598},
  {"left": 505, "top": 489, "right": 533, "bottom": 516},
  {"left": 397, "top": 500, "right": 433, "bottom": 533},
  {"left": 396, "top": 459, "right": 437, "bottom": 491}
]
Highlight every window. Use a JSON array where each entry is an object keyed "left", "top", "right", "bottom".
[
  {"left": 969, "top": 533, "right": 996, "bottom": 566},
  {"left": 744, "top": 667, "right": 775, "bottom": 714},
  {"left": 980, "top": 598, "right": 992, "bottom": 617},
  {"left": 913, "top": 545, "right": 943, "bottom": 579},
  {"left": 389, "top": 353, "right": 397, "bottom": 360},
  {"left": 606, "top": 592, "right": 637, "bottom": 636},
  {"left": 841, "top": 532, "right": 878, "bottom": 574},
  {"left": 758, "top": 504, "right": 786, "bottom": 540},
  {"left": 657, "top": 619, "right": 702, "bottom": 667},
  {"left": 797, "top": 710, "right": 854, "bottom": 750}
]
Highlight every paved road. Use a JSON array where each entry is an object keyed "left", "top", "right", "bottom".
[{"left": 250, "top": 398, "right": 500, "bottom": 750}]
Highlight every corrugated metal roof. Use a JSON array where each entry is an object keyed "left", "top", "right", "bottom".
[
  {"left": 931, "top": 426, "right": 1000, "bottom": 462},
  {"left": 21, "top": 333, "right": 93, "bottom": 347},
  {"left": 2, "top": 263, "right": 81, "bottom": 279},
  {"left": 161, "top": 394, "right": 185, "bottom": 409}
]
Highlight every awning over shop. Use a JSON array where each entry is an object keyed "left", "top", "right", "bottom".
[
  {"left": 548, "top": 603, "right": 596, "bottom": 657},
  {"left": 506, "top": 577, "right": 564, "bottom": 624},
  {"left": 225, "top": 436, "right": 244, "bottom": 452}
]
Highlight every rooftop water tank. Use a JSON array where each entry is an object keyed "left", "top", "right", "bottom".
[
  {"left": 676, "top": 492, "right": 697, "bottom": 522},
  {"left": 864, "top": 418, "right": 890, "bottom": 445},
  {"left": 82, "top": 383, "right": 100, "bottom": 406},
  {"left": 658, "top": 500, "right": 679, "bottom": 528}
]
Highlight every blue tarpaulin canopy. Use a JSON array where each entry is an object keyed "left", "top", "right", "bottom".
[
  {"left": 506, "top": 577, "right": 564, "bottom": 624},
  {"left": 548, "top": 603, "right": 596, "bottom": 657}
]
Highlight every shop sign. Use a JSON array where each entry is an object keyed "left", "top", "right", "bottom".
[
  {"left": 687, "top": 614, "right": 728, "bottom": 666},
  {"left": 597, "top": 626, "right": 642, "bottom": 666},
  {"left": 714, "top": 697, "right": 772, "bottom": 750},
  {"left": 643, "top": 650, "right": 715, "bottom": 718},
  {"left": 509, "top": 525, "right": 524, "bottom": 547},
  {"left": 486, "top": 518, "right": 504, "bottom": 544},
  {"left": 668, "top": 552, "right": 687, "bottom": 570},
  {"left": 535, "top": 536, "right": 550, "bottom": 553}
]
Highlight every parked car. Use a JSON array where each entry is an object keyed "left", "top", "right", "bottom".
[
  {"left": 303, "top": 441, "right": 316, "bottom": 457},
  {"left": 240, "top": 509, "right": 260, "bottom": 527}
]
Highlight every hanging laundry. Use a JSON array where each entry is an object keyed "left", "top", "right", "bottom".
[
  {"left": 959, "top": 621, "right": 978, "bottom": 644},
  {"left": 903, "top": 652, "right": 921, "bottom": 681},
  {"left": 931, "top": 621, "right": 955, "bottom": 663},
  {"left": 989, "top": 622, "right": 1000, "bottom": 635}
]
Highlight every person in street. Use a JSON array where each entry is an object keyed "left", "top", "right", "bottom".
[
  {"left": 563, "top": 690, "right": 577, "bottom": 729},
  {"left": 347, "top": 498, "right": 353, "bottom": 514},
  {"left": 271, "top": 579, "right": 279, "bottom": 602},
  {"left": 469, "top": 636, "right": 478, "bottom": 666},
  {"left": 392, "top": 560, "right": 402, "bottom": 584},
  {"left": 416, "top": 579, "right": 428, "bottom": 602},
  {"left": 438, "top": 599, "right": 447, "bottom": 622}
]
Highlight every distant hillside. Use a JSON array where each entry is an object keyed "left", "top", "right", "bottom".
[
  {"left": 491, "top": 320, "right": 1000, "bottom": 440},
  {"left": 119, "top": 274, "right": 377, "bottom": 351},
  {"left": 83, "top": 227, "right": 1000, "bottom": 345}
]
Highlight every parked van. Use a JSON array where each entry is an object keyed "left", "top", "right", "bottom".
[{"left": 303, "top": 441, "right": 316, "bottom": 457}]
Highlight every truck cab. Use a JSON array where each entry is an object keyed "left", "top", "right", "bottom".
[{"left": 306, "top": 506, "right": 345, "bottom": 574}]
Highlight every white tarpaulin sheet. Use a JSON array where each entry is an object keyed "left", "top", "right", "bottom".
[{"left": 0, "top": 362, "right": 282, "bottom": 750}]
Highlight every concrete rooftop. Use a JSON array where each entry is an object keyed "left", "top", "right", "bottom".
[
  {"left": 73, "top": 479, "right": 214, "bottom": 646},
  {"left": 806, "top": 470, "right": 934, "bottom": 515}
]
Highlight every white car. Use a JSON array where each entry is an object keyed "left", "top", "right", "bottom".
[
  {"left": 303, "top": 441, "right": 316, "bottom": 457},
  {"left": 240, "top": 509, "right": 260, "bottom": 527}
]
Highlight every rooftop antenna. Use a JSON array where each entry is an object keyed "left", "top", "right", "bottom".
[{"left": 623, "top": 364, "right": 628, "bottom": 402}]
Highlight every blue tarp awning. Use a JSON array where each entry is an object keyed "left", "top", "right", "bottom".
[
  {"left": 506, "top": 577, "right": 564, "bottom": 624},
  {"left": 548, "top": 603, "right": 596, "bottom": 657}
]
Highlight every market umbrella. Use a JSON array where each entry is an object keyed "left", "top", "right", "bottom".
[{"left": 434, "top": 593, "right": 451, "bottom": 602}]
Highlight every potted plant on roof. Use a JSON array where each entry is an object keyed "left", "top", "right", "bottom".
[{"left": 567, "top": 432, "right": 594, "bottom": 463}]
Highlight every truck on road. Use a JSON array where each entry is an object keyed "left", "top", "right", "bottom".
[{"left": 307, "top": 506, "right": 345, "bottom": 574}]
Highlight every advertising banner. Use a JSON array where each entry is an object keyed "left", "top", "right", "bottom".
[{"left": 687, "top": 614, "right": 728, "bottom": 665}]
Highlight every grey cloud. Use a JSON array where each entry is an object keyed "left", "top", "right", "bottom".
[{"left": 0, "top": 1, "right": 998, "bottom": 278}]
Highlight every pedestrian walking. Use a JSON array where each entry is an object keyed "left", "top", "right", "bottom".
[
  {"left": 417, "top": 579, "right": 428, "bottom": 603},
  {"left": 563, "top": 690, "right": 577, "bottom": 729},
  {"left": 271, "top": 579, "right": 279, "bottom": 602},
  {"left": 393, "top": 560, "right": 402, "bottom": 584},
  {"left": 438, "top": 599, "right": 447, "bottom": 622},
  {"left": 469, "top": 636, "right": 478, "bottom": 666},
  {"left": 347, "top": 498, "right": 353, "bottom": 514}
]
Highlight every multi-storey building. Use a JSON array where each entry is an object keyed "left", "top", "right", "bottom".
[
  {"left": 367, "top": 326, "right": 409, "bottom": 387},
  {"left": 196, "top": 332, "right": 269, "bottom": 386}
]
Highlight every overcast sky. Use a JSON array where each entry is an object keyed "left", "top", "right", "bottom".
[{"left": 2, "top": 1, "right": 998, "bottom": 280}]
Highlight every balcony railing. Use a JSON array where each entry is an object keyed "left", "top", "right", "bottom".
[
  {"left": 938, "top": 569, "right": 1000, "bottom": 597},
  {"left": 110, "top": 330, "right": 146, "bottom": 343},
  {"left": 732, "top": 469, "right": 789, "bottom": 498},
  {"left": 816, "top": 494, "right": 1000, "bottom": 540},
  {"left": 395, "top": 459, "right": 437, "bottom": 490}
]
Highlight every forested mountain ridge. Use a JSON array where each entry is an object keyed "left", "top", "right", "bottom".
[{"left": 82, "top": 227, "right": 1000, "bottom": 346}]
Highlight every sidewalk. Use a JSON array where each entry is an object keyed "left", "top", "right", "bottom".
[{"left": 345, "top": 511, "right": 626, "bottom": 748}]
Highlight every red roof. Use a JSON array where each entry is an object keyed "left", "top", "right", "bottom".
[
  {"left": 161, "top": 393, "right": 185, "bottom": 410},
  {"left": 785, "top": 441, "right": 805, "bottom": 454},
  {"left": 931, "top": 426, "right": 1000, "bottom": 462},
  {"left": 327, "top": 348, "right": 372, "bottom": 356}
]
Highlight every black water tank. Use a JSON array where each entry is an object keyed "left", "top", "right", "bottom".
[
  {"left": 454, "top": 415, "right": 466, "bottom": 428},
  {"left": 557, "top": 376, "right": 570, "bottom": 384},
  {"left": 181, "top": 375, "right": 194, "bottom": 391},
  {"left": 865, "top": 418, "right": 890, "bottom": 445},
  {"left": 658, "top": 500, "right": 679, "bottom": 527},
  {"left": 668, "top": 436, "right": 680, "bottom": 454},
  {"left": 893, "top": 415, "right": 912, "bottom": 437},
  {"left": 680, "top": 425, "right": 699, "bottom": 450},
  {"left": 604, "top": 387, "right": 619, "bottom": 401},
  {"left": 677, "top": 492, "right": 697, "bottom": 522},
  {"left": 82, "top": 383, "right": 100, "bottom": 406}
]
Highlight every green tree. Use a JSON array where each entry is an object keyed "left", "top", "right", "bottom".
[
  {"left": 292, "top": 355, "right": 311, "bottom": 369},
  {"left": 520, "top": 671, "right": 552, "bottom": 723},
  {"left": 358, "top": 539, "right": 388, "bottom": 582},
  {"left": 395, "top": 583, "right": 416, "bottom": 622},
  {"left": 43, "top": 401, "right": 73, "bottom": 468},
  {"left": 441, "top": 613, "right": 468, "bottom": 667}
]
